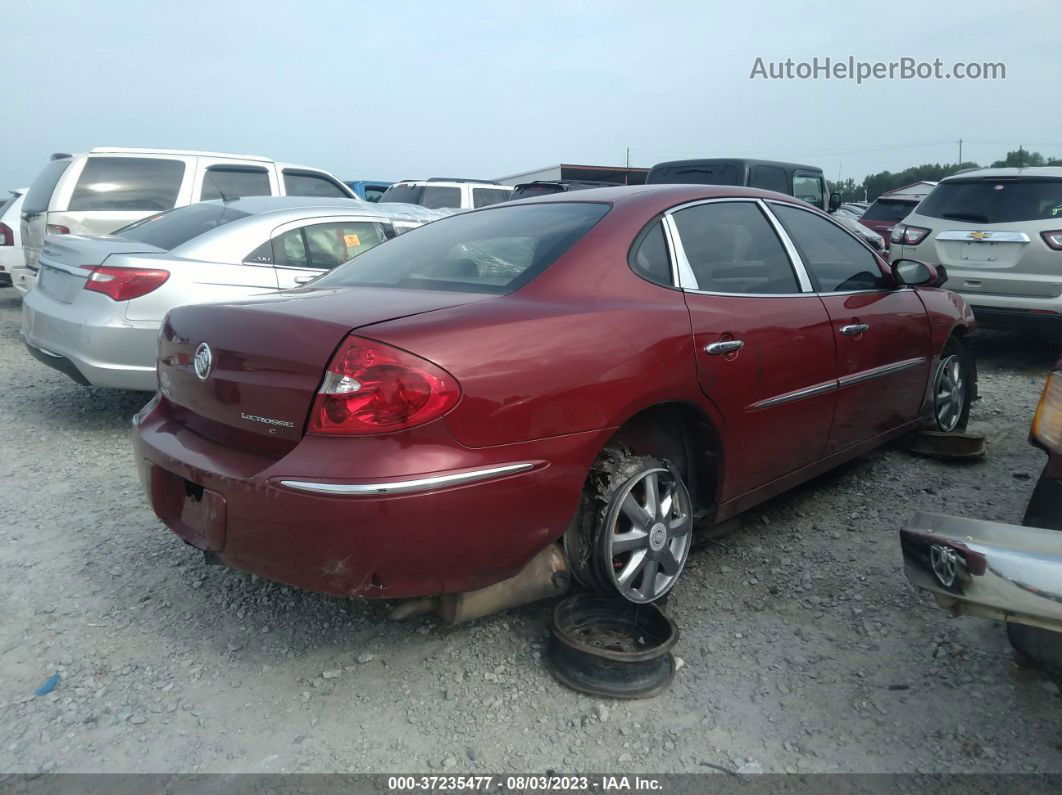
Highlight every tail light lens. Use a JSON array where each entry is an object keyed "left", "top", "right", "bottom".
[
  {"left": 46, "top": 224, "right": 71, "bottom": 235},
  {"left": 309, "top": 336, "right": 460, "bottom": 435},
  {"left": 891, "top": 224, "right": 931, "bottom": 246},
  {"left": 0, "top": 222, "right": 12, "bottom": 246},
  {"left": 1041, "top": 231, "right": 1062, "bottom": 251},
  {"left": 80, "top": 265, "right": 170, "bottom": 301}
]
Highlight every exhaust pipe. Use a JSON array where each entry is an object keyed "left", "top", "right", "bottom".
[{"left": 388, "top": 543, "right": 570, "bottom": 624}]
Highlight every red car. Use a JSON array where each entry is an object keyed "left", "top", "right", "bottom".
[
  {"left": 858, "top": 195, "right": 921, "bottom": 250},
  {"left": 133, "top": 185, "right": 976, "bottom": 608}
]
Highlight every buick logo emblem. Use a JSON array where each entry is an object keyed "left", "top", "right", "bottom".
[{"left": 193, "top": 342, "right": 213, "bottom": 381}]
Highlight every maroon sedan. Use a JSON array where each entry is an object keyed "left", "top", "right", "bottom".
[{"left": 133, "top": 185, "right": 976, "bottom": 607}]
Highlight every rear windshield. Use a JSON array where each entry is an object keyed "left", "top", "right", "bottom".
[
  {"left": 862, "top": 198, "right": 917, "bottom": 222},
  {"left": 23, "top": 159, "right": 71, "bottom": 214},
  {"left": 311, "top": 202, "right": 610, "bottom": 294},
  {"left": 512, "top": 185, "right": 563, "bottom": 200},
  {"left": 379, "top": 184, "right": 463, "bottom": 209},
  {"left": 472, "top": 187, "right": 513, "bottom": 208},
  {"left": 68, "top": 157, "right": 185, "bottom": 212},
  {"left": 917, "top": 179, "right": 1062, "bottom": 224},
  {"left": 647, "top": 163, "right": 742, "bottom": 186},
  {"left": 116, "top": 202, "right": 252, "bottom": 251}
]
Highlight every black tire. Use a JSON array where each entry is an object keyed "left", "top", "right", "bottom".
[
  {"left": 928, "top": 336, "right": 975, "bottom": 433},
  {"left": 564, "top": 447, "right": 693, "bottom": 604},
  {"left": 1006, "top": 622, "right": 1062, "bottom": 673},
  {"left": 1006, "top": 466, "right": 1062, "bottom": 670}
]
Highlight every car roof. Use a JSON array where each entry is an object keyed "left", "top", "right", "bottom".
[
  {"left": 505, "top": 183, "right": 816, "bottom": 212},
  {"left": 942, "top": 166, "right": 1062, "bottom": 182},
  {"left": 202, "top": 196, "right": 366, "bottom": 214},
  {"left": 87, "top": 146, "right": 274, "bottom": 162},
  {"left": 650, "top": 157, "right": 823, "bottom": 173},
  {"left": 392, "top": 178, "right": 509, "bottom": 188}
]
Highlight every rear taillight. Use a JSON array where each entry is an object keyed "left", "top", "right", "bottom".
[
  {"left": 1041, "top": 231, "right": 1062, "bottom": 251},
  {"left": 309, "top": 336, "right": 460, "bottom": 435},
  {"left": 891, "top": 224, "right": 931, "bottom": 246},
  {"left": 80, "top": 265, "right": 170, "bottom": 301},
  {"left": 0, "top": 222, "right": 12, "bottom": 246},
  {"left": 46, "top": 224, "right": 71, "bottom": 235}
]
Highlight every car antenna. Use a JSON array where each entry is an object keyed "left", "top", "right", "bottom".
[{"left": 206, "top": 170, "right": 236, "bottom": 203}]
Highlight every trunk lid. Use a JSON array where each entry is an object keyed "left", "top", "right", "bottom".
[
  {"left": 35, "top": 235, "right": 165, "bottom": 304},
  {"left": 927, "top": 225, "right": 1059, "bottom": 299},
  {"left": 157, "top": 287, "right": 491, "bottom": 452}
]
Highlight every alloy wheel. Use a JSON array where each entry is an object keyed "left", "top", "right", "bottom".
[
  {"left": 600, "top": 466, "right": 693, "bottom": 603},
  {"left": 934, "top": 354, "right": 966, "bottom": 432}
]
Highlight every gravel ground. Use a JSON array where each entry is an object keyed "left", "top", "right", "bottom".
[{"left": 1, "top": 286, "right": 1060, "bottom": 776}]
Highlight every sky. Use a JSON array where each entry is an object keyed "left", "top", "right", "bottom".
[{"left": 2, "top": 0, "right": 1061, "bottom": 191}]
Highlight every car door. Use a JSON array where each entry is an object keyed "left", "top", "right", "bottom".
[
  {"left": 253, "top": 217, "right": 395, "bottom": 287},
  {"left": 768, "top": 201, "right": 931, "bottom": 454},
  {"left": 667, "top": 198, "right": 838, "bottom": 499}
]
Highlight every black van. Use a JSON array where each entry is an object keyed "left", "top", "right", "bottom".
[{"left": 646, "top": 158, "right": 840, "bottom": 212}]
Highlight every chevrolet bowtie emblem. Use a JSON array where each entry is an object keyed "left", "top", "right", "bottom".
[{"left": 968, "top": 231, "right": 992, "bottom": 240}]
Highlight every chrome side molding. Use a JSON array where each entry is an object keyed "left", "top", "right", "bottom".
[{"left": 279, "top": 462, "right": 537, "bottom": 496}]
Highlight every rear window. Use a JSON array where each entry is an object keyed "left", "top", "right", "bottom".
[
  {"left": 472, "top": 187, "right": 513, "bottom": 208},
  {"left": 379, "top": 184, "right": 423, "bottom": 204},
  {"left": 116, "top": 202, "right": 251, "bottom": 251},
  {"left": 311, "top": 202, "right": 610, "bottom": 294},
  {"left": 282, "top": 171, "right": 349, "bottom": 198},
  {"left": 363, "top": 185, "right": 388, "bottom": 202},
  {"left": 862, "top": 198, "right": 917, "bottom": 222},
  {"left": 917, "top": 179, "right": 1062, "bottom": 224},
  {"left": 647, "top": 163, "right": 742, "bottom": 186},
  {"left": 23, "top": 159, "right": 71, "bottom": 214},
  {"left": 68, "top": 157, "right": 185, "bottom": 211},
  {"left": 512, "top": 185, "right": 563, "bottom": 200},
  {"left": 202, "top": 167, "right": 271, "bottom": 201}
]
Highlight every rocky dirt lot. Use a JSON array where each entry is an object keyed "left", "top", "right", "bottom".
[{"left": 0, "top": 287, "right": 1060, "bottom": 776}]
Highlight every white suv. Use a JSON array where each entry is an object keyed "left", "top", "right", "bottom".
[
  {"left": 16, "top": 147, "right": 357, "bottom": 295},
  {"left": 378, "top": 178, "right": 512, "bottom": 210},
  {"left": 890, "top": 167, "right": 1062, "bottom": 338}
]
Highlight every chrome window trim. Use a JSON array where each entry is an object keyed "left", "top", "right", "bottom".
[
  {"left": 663, "top": 197, "right": 811, "bottom": 295},
  {"left": 279, "top": 462, "right": 536, "bottom": 496},
  {"left": 661, "top": 213, "right": 697, "bottom": 289},
  {"left": 748, "top": 379, "right": 837, "bottom": 411},
  {"left": 837, "top": 356, "right": 927, "bottom": 388}
]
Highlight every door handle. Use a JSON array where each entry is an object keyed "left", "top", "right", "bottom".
[
  {"left": 705, "top": 340, "right": 744, "bottom": 355},
  {"left": 294, "top": 275, "right": 316, "bottom": 285},
  {"left": 840, "top": 323, "right": 869, "bottom": 336}
]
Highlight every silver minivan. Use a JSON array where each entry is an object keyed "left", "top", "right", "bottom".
[{"left": 17, "top": 147, "right": 357, "bottom": 291}]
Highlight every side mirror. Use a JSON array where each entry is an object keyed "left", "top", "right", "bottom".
[
  {"left": 828, "top": 191, "right": 842, "bottom": 212},
  {"left": 891, "top": 258, "right": 941, "bottom": 287}
]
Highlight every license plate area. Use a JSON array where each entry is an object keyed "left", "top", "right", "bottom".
[{"left": 149, "top": 465, "right": 227, "bottom": 551}]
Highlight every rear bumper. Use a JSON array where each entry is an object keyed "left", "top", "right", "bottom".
[
  {"left": 900, "top": 510, "right": 1062, "bottom": 633},
  {"left": 10, "top": 266, "right": 34, "bottom": 296},
  {"left": 21, "top": 288, "right": 159, "bottom": 390},
  {"left": 133, "top": 400, "right": 610, "bottom": 599},
  {"left": 968, "top": 305, "right": 1062, "bottom": 340}
]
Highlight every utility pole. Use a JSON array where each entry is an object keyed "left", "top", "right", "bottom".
[
  {"left": 958, "top": 138, "right": 963, "bottom": 165},
  {"left": 1019, "top": 145, "right": 1025, "bottom": 167},
  {"left": 625, "top": 147, "right": 630, "bottom": 168}
]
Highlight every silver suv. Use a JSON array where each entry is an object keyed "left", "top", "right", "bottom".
[
  {"left": 17, "top": 147, "right": 356, "bottom": 293},
  {"left": 378, "top": 178, "right": 512, "bottom": 210},
  {"left": 890, "top": 167, "right": 1062, "bottom": 337}
]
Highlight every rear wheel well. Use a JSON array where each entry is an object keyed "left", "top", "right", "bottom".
[{"left": 601, "top": 403, "right": 721, "bottom": 518}]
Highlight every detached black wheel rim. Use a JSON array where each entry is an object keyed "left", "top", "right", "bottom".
[
  {"left": 601, "top": 466, "right": 692, "bottom": 603},
  {"left": 934, "top": 354, "right": 966, "bottom": 432},
  {"left": 546, "top": 594, "right": 678, "bottom": 699}
]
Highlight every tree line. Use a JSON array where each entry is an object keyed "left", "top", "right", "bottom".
[{"left": 829, "top": 149, "right": 1062, "bottom": 202}]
